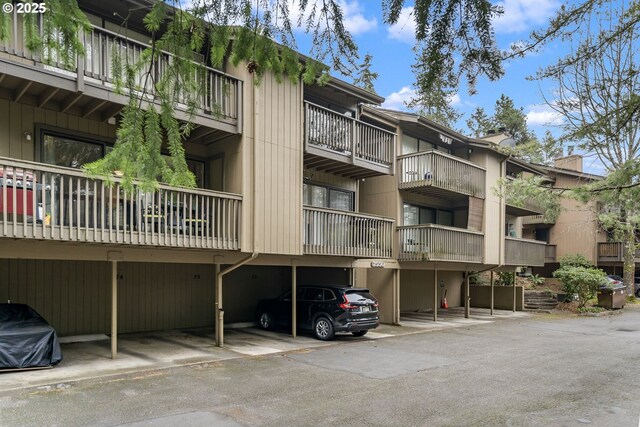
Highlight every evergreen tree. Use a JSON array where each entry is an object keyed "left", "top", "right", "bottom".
[{"left": 352, "top": 53, "right": 378, "bottom": 94}]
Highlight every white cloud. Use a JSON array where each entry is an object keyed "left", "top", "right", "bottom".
[
  {"left": 387, "top": 7, "right": 415, "bottom": 44},
  {"left": 289, "top": 0, "right": 377, "bottom": 36},
  {"left": 448, "top": 93, "right": 462, "bottom": 107},
  {"left": 526, "top": 104, "right": 564, "bottom": 126},
  {"left": 382, "top": 86, "right": 416, "bottom": 110},
  {"left": 493, "top": 0, "right": 560, "bottom": 34}
]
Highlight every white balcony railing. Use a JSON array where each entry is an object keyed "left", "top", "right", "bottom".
[
  {"left": 398, "top": 224, "right": 484, "bottom": 263},
  {"left": 0, "top": 158, "right": 242, "bottom": 250},
  {"left": 303, "top": 206, "right": 394, "bottom": 258},
  {"left": 504, "top": 237, "right": 546, "bottom": 266},
  {"left": 304, "top": 102, "right": 395, "bottom": 171},
  {"left": 0, "top": 16, "right": 241, "bottom": 124},
  {"left": 398, "top": 150, "right": 486, "bottom": 198}
]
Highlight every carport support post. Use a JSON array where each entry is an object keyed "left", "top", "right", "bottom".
[
  {"left": 215, "top": 263, "right": 222, "bottom": 347},
  {"left": 394, "top": 269, "right": 401, "bottom": 325},
  {"left": 490, "top": 271, "right": 494, "bottom": 316},
  {"left": 513, "top": 272, "right": 517, "bottom": 312},
  {"left": 464, "top": 273, "right": 470, "bottom": 319},
  {"left": 110, "top": 260, "right": 118, "bottom": 359},
  {"left": 291, "top": 264, "right": 297, "bottom": 338},
  {"left": 433, "top": 269, "right": 438, "bottom": 322}
]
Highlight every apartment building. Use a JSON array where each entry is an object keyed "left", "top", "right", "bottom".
[
  {"left": 522, "top": 155, "right": 636, "bottom": 276},
  {"left": 0, "top": 0, "right": 402, "bottom": 355},
  {"left": 0, "top": 0, "right": 552, "bottom": 360},
  {"left": 356, "top": 120, "right": 547, "bottom": 321}
]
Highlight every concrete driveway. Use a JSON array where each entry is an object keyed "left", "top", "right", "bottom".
[{"left": 0, "top": 308, "right": 525, "bottom": 391}]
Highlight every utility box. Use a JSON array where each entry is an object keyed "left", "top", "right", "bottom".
[{"left": 597, "top": 285, "right": 627, "bottom": 309}]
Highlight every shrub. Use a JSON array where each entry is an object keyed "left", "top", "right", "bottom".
[
  {"left": 495, "top": 271, "right": 514, "bottom": 286},
  {"left": 558, "top": 253, "right": 593, "bottom": 269},
  {"left": 528, "top": 274, "right": 545, "bottom": 286},
  {"left": 553, "top": 265, "right": 606, "bottom": 308}
]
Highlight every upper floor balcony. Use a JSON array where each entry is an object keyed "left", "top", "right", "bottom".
[
  {"left": 398, "top": 224, "right": 484, "bottom": 263},
  {"left": 304, "top": 102, "right": 396, "bottom": 179},
  {"left": 0, "top": 157, "right": 242, "bottom": 250},
  {"left": 0, "top": 17, "right": 241, "bottom": 134},
  {"left": 522, "top": 214, "right": 555, "bottom": 225},
  {"left": 398, "top": 150, "right": 486, "bottom": 199},
  {"left": 597, "top": 242, "right": 640, "bottom": 263},
  {"left": 303, "top": 206, "right": 394, "bottom": 258},
  {"left": 504, "top": 237, "right": 546, "bottom": 267}
]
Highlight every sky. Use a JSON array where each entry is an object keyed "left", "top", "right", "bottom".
[{"left": 287, "top": 0, "right": 608, "bottom": 173}]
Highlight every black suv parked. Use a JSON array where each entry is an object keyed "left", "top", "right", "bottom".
[{"left": 256, "top": 285, "right": 379, "bottom": 340}]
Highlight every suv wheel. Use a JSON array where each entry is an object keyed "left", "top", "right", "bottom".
[
  {"left": 259, "top": 312, "right": 275, "bottom": 330},
  {"left": 351, "top": 330, "right": 368, "bottom": 337},
  {"left": 636, "top": 288, "right": 640, "bottom": 298},
  {"left": 314, "top": 316, "right": 335, "bottom": 341}
]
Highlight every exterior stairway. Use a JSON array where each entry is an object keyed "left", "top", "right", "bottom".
[{"left": 524, "top": 290, "right": 559, "bottom": 312}]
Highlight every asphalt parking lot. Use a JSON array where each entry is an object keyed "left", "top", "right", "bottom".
[{"left": 0, "top": 308, "right": 525, "bottom": 391}]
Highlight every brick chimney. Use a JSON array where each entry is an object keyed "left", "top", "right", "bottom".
[{"left": 554, "top": 154, "right": 583, "bottom": 172}]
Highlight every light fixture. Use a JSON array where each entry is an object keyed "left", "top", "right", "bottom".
[{"left": 24, "top": 131, "right": 32, "bottom": 141}]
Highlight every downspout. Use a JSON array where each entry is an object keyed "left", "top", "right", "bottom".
[{"left": 215, "top": 252, "right": 258, "bottom": 347}]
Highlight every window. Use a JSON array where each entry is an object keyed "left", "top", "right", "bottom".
[
  {"left": 42, "top": 134, "right": 105, "bottom": 168},
  {"left": 403, "top": 203, "right": 452, "bottom": 226},
  {"left": 40, "top": 129, "right": 207, "bottom": 188},
  {"left": 303, "top": 183, "right": 354, "bottom": 211}
]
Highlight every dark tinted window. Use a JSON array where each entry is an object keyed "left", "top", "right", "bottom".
[
  {"left": 344, "top": 290, "right": 375, "bottom": 303},
  {"left": 302, "top": 288, "right": 324, "bottom": 301},
  {"left": 323, "top": 289, "right": 336, "bottom": 301}
]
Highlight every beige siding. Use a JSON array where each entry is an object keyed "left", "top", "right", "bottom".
[
  {"left": 400, "top": 269, "right": 464, "bottom": 310},
  {"left": 0, "top": 259, "right": 216, "bottom": 336},
  {"left": 229, "top": 64, "right": 304, "bottom": 256},
  {"left": 472, "top": 150, "right": 502, "bottom": 265},
  {"left": 0, "top": 99, "right": 118, "bottom": 161},
  {"left": 357, "top": 268, "right": 395, "bottom": 324},
  {"left": 550, "top": 174, "right": 603, "bottom": 263}
]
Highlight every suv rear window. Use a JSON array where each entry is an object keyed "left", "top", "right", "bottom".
[{"left": 344, "top": 289, "right": 374, "bottom": 302}]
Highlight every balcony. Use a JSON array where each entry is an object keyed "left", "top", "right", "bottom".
[
  {"left": 303, "top": 207, "right": 394, "bottom": 258},
  {"left": 304, "top": 102, "right": 395, "bottom": 178},
  {"left": 0, "top": 158, "right": 242, "bottom": 250},
  {"left": 504, "top": 237, "right": 546, "bottom": 266},
  {"left": 597, "top": 242, "right": 640, "bottom": 263},
  {"left": 398, "top": 150, "right": 486, "bottom": 199},
  {"left": 522, "top": 215, "right": 556, "bottom": 225},
  {"left": 398, "top": 224, "right": 484, "bottom": 263},
  {"left": 0, "top": 19, "right": 241, "bottom": 133}
]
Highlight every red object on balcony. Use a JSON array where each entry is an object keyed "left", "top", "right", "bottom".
[{"left": 0, "top": 187, "right": 34, "bottom": 215}]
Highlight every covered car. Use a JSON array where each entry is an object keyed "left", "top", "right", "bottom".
[{"left": 0, "top": 303, "right": 62, "bottom": 369}]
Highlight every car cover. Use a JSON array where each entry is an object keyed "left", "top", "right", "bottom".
[{"left": 0, "top": 303, "right": 62, "bottom": 369}]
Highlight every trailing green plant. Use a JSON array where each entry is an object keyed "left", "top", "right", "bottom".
[{"left": 577, "top": 306, "right": 605, "bottom": 314}]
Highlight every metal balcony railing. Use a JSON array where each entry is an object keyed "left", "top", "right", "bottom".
[
  {"left": 504, "top": 237, "right": 546, "bottom": 266},
  {"left": 304, "top": 102, "right": 395, "bottom": 173},
  {"left": 398, "top": 150, "right": 486, "bottom": 198},
  {"left": 303, "top": 206, "right": 394, "bottom": 258},
  {"left": 398, "top": 224, "right": 484, "bottom": 263},
  {"left": 0, "top": 158, "right": 242, "bottom": 250}
]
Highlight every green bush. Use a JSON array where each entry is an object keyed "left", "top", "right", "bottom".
[
  {"left": 558, "top": 253, "right": 593, "bottom": 269},
  {"left": 528, "top": 274, "right": 545, "bottom": 286},
  {"left": 495, "top": 271, "right": 514, "bottom": 286},
  {"left": 553, "top": 264, "right": 606, "bottom": 308}
]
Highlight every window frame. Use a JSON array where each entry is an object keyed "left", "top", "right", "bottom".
[{"left": 303, "top": 181, "right": 355, "bottom": 212}]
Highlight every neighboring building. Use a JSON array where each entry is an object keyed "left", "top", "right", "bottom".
[
  {"left": 0, "top": 0, "right": 549, "bottom": 359},
  {"left": 522, "top": 155, "right": 636, "bottom": 276}
]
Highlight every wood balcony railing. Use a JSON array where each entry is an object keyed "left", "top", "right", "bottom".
[
  {"left": 303, "top": 206, "right": 394, "bottom": 258},
  {"left": 597, "top": 242, "right": 640, "bottom": 263},
  {"left": 504, "top": 237, "right": 546, "bottom": 266},
  {"left": 522, "top": 214, "right": 556, "bottom": 225},
  {"left": 545, "top": 244, "right": 557, "bottom": 263},
  {"left": 304, "top": 102, "right": 395, "bottom": 176},
  {"left": 398, "top": 224, "right": 484, "bottom": 263},
  {"left": 397, "top": 150, "right": 486, "bottom": 198},
  {"left": 0, "top": 17, "right": 241, "bottom": 127},
  {"left": 0, "top": 158, "right": 242, "bottom": 250}
]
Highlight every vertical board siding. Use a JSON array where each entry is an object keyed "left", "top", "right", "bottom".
[
  {"left": 254, "top": 72, "right": 303, "bottom": 255},
  {"left": 0, "top": 259, "right": 215, "bottom": 336},
  {"left": 400, "top": 270, "right": 464, "bottom": 311}
]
